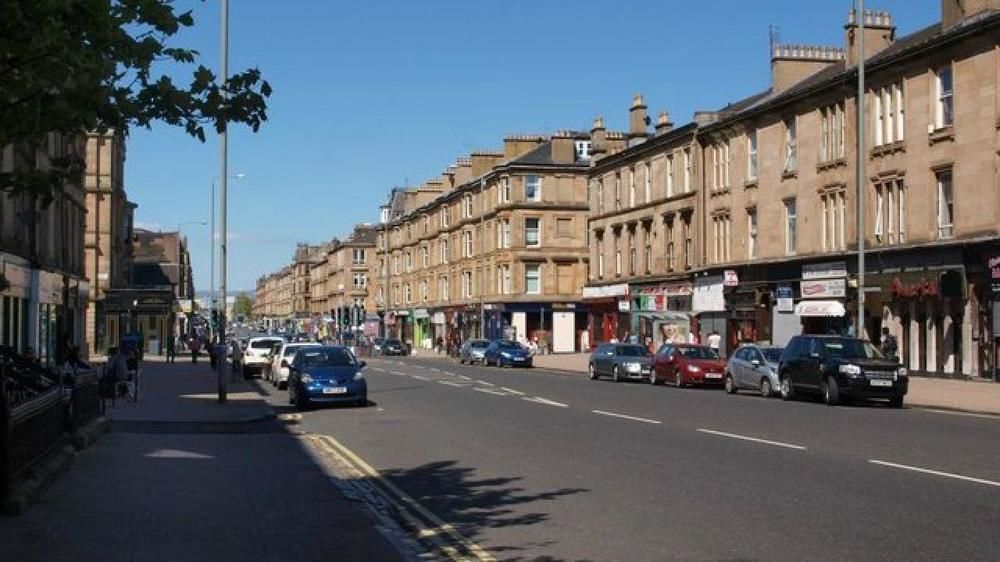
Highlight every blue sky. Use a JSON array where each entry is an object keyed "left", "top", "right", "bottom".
[{"left": 127, "top": 0, "right": 939, "bottom": 293}]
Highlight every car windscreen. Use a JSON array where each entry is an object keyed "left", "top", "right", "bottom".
[
  {"left": 469, "top": 340, "right": 490, "bottom": 348},
  {"left": 385, "top": 339, "right": 402, "bottom": 346},
  {"left": 296, "top": 348, "right": 356, "bottom": 369},
  {"left": 820, "top": 339, "right": 884, "bottom": 360},
  {"left": 284, "top": 345, "right": 310, "bottom": 357},
  {"left": 616, "top": 345, "right": 651, "bottom": 357},
  {"left": 497, "top": 341, "right": 522, "bottom": 350},
  {"left": 251, "top": 339, "right": 281, "bottom": 349},
  {"left": 761, "top": 348, "right": 783, "bottom": 363},
  {"left": 678, "top": 347, "right": 720, "bottom": 360}
]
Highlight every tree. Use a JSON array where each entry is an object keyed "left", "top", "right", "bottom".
[
  {"left": 232, "top": 292, "right": 253, "bottom": 319},
  {"left": 0, "top": 0, "right": 272, "bottom": 202}
]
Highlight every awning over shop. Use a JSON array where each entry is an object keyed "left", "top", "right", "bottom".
[{"left": 794, "top": 300, "right": 845, "bottom": 317}]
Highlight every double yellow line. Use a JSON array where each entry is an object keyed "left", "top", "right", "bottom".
[{"left": 305, "top": 433, "right": 495, "bottom": 562}]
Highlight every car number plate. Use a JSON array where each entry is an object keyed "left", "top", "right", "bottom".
[
  {"left": 704, "top": 373, "right": 722, "bottom": 379},
  {"left": 323, "top": 387, "right": 347, "bottom": 394},
  {"left": 869, "top": 379, "right": 893, "bottom": 387}
]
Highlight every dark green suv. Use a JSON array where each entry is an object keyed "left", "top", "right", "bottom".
[{"left": 778, "top": 335, "right": 908, "bottom": 407}]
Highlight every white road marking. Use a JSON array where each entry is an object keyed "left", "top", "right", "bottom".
[
  {"left": 474, "top": 387, "right": 508, "bottom": 396},
  {"left": 428, "top": 368, "right": 441, "bottom": 373},
  {"left": 523, "top": 396, "right": 568, "bottom": 408},
  {"left": 476, "top": 381, "right": 496, "bottom": 387},
  {"left": 696, "top": 428, "right": 806, "bottom": 450},
  {"left": 438, "top": 381, "right": 468, "bottom": 387},
  {"left": 593, "top": 410, "right": 661, "bottom": 424},
  {"left": 440, "top": 371, "right": 456, "bottom": 376},
  {"left": 500, "top": 387, "right": 525, "bottom": 395},
  {"left": 868, "top": 459, "right": 1000, "bottom": 488},
  {"left": 921, "top": 408, "right": 1000, "bottom": 420},
  {"left": 411, "top": 375, "right": 430, "bottom": 381},
  {"left": 455, "top": 374, "right": 470, "bottom": 380},
  {"left": 389, "top": 370, "right": 408, "bottom": 376}
]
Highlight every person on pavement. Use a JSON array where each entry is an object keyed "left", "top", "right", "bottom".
[
  {"left": 707, "top": 330, "right": 722, "bottom": 355},
  {"left": 880, "top": 327, "right": 899, "bottom": 361},
  {"left": 189, "top": 336, "right": 201, "bottom": 363},
  {"left": 166, "top": 334, "right": 176, "bottom": 363}
]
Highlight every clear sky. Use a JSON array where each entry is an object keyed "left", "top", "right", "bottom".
[{"left": 126, "top": 0, "right": 939, "bottom": 293}]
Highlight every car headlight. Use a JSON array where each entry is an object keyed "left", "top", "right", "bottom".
[
  {"left": 353, "top": 372, "right": 365, "bottom": 381},
  {"left": 625, "top": 362, "right": 641, "bottom": 373},
  {"left": 686, "top": 364, "right": 701, "bottom": 373},
  {"left": 896, "top": 367, "right": 907, "bottom": 377},
  {"left": 300, "top": 374, "right": 313, "bottom": 384},
  {"left": 500, "top": 352, "right": 512, "bottom": 358},
  {"left": 839, "top": 364, "right": 862, "bottom": 376}
]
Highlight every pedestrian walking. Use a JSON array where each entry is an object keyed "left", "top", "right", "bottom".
[
  {"left": 880, "top": 327, "right": 899, "bottom": 361},
  {"left": 707, "top": 330, "right": 722, "bottom": 354},
  {"left": 166, "top": 334, "right": 176, "bottom": 363},
  {"left": 190, "top": 336, "right": 201, "bottom": 363}
]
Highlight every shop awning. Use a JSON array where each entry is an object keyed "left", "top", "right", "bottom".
[{"left": 794, "top": 300, "right": 845, "bottom": 317}]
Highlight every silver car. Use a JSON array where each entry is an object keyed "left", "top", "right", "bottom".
[
  {"left": 724, "top": 344, "right": 784, "bottom": 397},
  {"left": 588, "top": 343, "right": 654, "bottom": 383},
  {"left": 458, "top": 339, "right": 491, "bottom": 364}
]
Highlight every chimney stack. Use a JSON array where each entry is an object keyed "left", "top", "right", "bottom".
[
  {"left": 590, "top": 116, "right": 607, "bottom": 161},
  {"left": 469, "top": 150, "right": 503, "bottom": 178},
  {"left": 628, "top": 94, "right": 649, "bottom": 145},
  {"left": 770, "top": 44, "right": 845, "bottom": 93},
  {"left": 844, "top": 9, "right": 895, "bottom": 67},
  {"left": 655, "top": 111, "right": 674, "bottom": 135},
  {"left": 550, "top": 131, "right": 576, "bottom": 164},
  {"left": 503, "top": 134, "right": 547, "bottom": 160}
]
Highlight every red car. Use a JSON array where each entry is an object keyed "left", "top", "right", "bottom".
[{"left": 652, "top": 344, "right": 727, "bottom": 387}]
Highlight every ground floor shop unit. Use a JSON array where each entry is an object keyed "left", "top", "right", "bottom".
[{"left": 101, "top": 288, "right": 175, "bottom": 356}]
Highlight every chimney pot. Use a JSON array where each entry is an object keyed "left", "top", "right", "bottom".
[{"left": 628, "top": 93, "right": 650, "bottom": 141}]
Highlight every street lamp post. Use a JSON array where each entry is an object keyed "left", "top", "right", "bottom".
[
  {"left": 209, "top": 173, "right": 244, "bottom": 340},
  {"left": 218, "top": 0, "right": 230, "bottom": 404},
  {"left": 479, "top": 178, "right": 486, "bottom": 340},
  {"left": 855, "top": 0, "right": 867, "bottom": 339}
]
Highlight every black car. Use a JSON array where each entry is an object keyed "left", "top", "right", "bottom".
[
  {"left": 381, "top": 338, "right": 406, "bottom": 356},
  {"left": 778, "top": 335, "right": 907, "bottom": 407}
]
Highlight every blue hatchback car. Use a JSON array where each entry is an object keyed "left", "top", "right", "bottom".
[
  {"left": 287, "top": 346, "right": 368, "bottom": 409},
  {"left": 484, "top": 340, "right": 533, "bottom": 368}
]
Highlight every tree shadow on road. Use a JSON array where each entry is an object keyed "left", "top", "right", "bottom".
[{"left": 378, "top": 460, "right": 589, "bottom": 560}]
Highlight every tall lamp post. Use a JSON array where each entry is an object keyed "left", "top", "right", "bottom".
[
  {"left": 210, "top": 173, "right": 245, "bottom": 337},
  {"left": 855, "top": 0, "right": 867, "bottom": 339},
  {"left": 218, "top": 0, "right": 230, "bottom": 403},
  {"left": 479, "top": 178, "right": 486, "bottom": 340}
]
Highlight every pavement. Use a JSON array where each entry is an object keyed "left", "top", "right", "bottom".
[
  {"left": 285, "top": 354, "right": 1000, "bottom": 561},
  {"left": 0, "top": 359, "right": 410, "bottom": 562},
  {"left": 414, "top": 349, "right": 1000, "bottom": 416}
]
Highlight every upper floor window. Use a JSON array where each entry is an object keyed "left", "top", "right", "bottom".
[
  {"left": 499, "top": 176, "right": 510, "bottom": 204},
  {"left": 643, "top": 223, "right": 652, "bottom": 274},
  {"left": 440, "top": 206, "right": 450, "bottom": 228},
  {"left": 596, "top": 179, "right": 604, "bottom": 213},
  {"left": 462, "top": 271, "right": 474, "bottom": 298},
  {"left": 873, "top": 83, "right": 904, "bottom": 146},
  {"left": 463, "top": 230, "right": 473, "bottom": 257},
  {"left": 747, "top": 208, "right": 757, "bottom": 259},
  {"left": 596, "top": 233, "right": 605, "bottom": 278},
  {"left": 353, "top": 272, "right": 367, "bottom": 289},
  {"left": 421, "top": 279, "right": 428, "bottom": 302},
  {"left": 747, "top": 130, "right": 758, "bottom": 180},
  {"left": 683, "top": 148, "right": 692, "bottom": 192},
  {"left": 497, "top": 218, "right": 511, "bottom": 249},
  {"left": 614, "top": 173, "right": 621, "bottom": 210},
  {"left": 666, "top": 221, "right": 675, "bottom": 272},
  {"left": 440, "top": 276, "right": 449, "bottom": 300},
  {"left": 406, "top": 223, "right": 413, "bottom": 239},
  {"left": 784, "top": 118, "right": 797, "bottom": 172},
  {"left": 614, "top": 231, "right": 622, "bottom": 276},
  {"left": 352, "top": 248, "right": 366, "bottom": 265},
  {"left": 712, "top": 213, "right": 731, "bottom": 264},
  {"left": 525, "top": 175, "right": 541, "bottom": 202},
  {"left": 683, "top": 217, "right": 692, "bottom": 269},
  {"left": 821, "top": 189, "right": 846, "bottom": 252},
  {"left": 524, "top": 218, "right": 541, "bottom": 247},
  {"left": 421, "top": 246, "right": 429, "bottom": 268},
  {"left": 575, "top": 140, "right": 592, "bottom": 161},
  {"left": 820, "top": 103, "right": 845, "bottom": 161},
  {"left": 874, "top": 179, "right": 906, "bottom": 246},
  {"left": 784, "top": 199, "right": 797, "bottom": 255},
  {"left": 405, "top": 251, "right": 413, "bottom": 272},
  {"left": 936, "top": 169, "right": 953, "bottom": 239},
  {"left": 440, "top": 239, "right": 449, "bottom": 264},
  {"left": 524, "top": 264, "right": 541, "bottom": 295},
  {"left": 628, "top": 167, "right": 636, "bottom": 207},
  {"left": 665, "top": 155, "right": 674, "bottom": 197},
  {"left": 464, "top": 194, "right": 474, "bottom": 218},
  {"left": 935, "top": 66, "right": 953, "bottom": 129},
  {"left": 643, "top": 162, "right": 652, "bottom": 203}
]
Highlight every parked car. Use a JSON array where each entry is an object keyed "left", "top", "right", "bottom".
[
  {"left": 588, "top": 343, "right": 654, "bottom": 382},
  {"left": 269, "top": 341, "right": 321, "bottom": 389},
  {"left": 287, "top": 346, "right": 368, "bottom": 409},
  {"left": 484, "top": 340, "right": 533, "bottom": 368},
  {"left": 371, "top": 338, "right": 386, "bottom": 355},
  {"left": 652, "top": 344, "right": 727, "bottom": 388},
  {"left": 778, "top": 335, "right": 907, "bottom": 407},
  {"left": 459, "top": 339, "right": 491, "bottom": 364},
  {"left": 724, "top": 345, "right": 785, "bottom": 397},
  {"left": 243, "top": 336, "right": 285, "bottom": 377},
  {"left": 381, "top": 338, "right": 406, "bottom": 356}
]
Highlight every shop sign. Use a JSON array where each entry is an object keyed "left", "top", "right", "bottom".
[
  {"left": 413, "top": 308, "right": 429, "bottom": 319},
  {"left": 632, "top": 282, "right": 693, "bottom": 297},
  {"left": 800, "top": 278, "right": 846, "bottom": 299},
  {"left": 431, "top": 312, "right": 446, "bottom": 324},
  {"left": 890, "top": 277, "right": 939, "bottom": 299},
  {"left": 776, "top": 285, "right": 794, "bottom": 312},
  {"left": 693, "top": 275, "right": 725, "bottom": 312},
  {"left": 802, "top": 261, "right": 847, "bottom": 280},
  {"left": 617, "top": 299, "right": 631, "bottom": 312},
  {"left": 552, "top": 303, "right": 577, "bottom": 310},
  {"left": 583, "top": 283, "right": 630, "bottom": 299},
  {"left": 990, "top": 255, "right": 1000, "bottom": 295},
  {"left": 794, "top": 300, "right": 846, "bottom": 317},
  {"left": 723, "top": 270, "right": 739, "bottom": 287}
]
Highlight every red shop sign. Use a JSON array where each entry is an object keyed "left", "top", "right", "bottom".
[{"left": 890, "top": 277, "right": 938, "bottom": 299}]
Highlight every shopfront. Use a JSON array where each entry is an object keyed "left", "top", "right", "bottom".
[
  {"left": 797, "top": 261, "right": 849, "bottom": 337},
  {"left": 583, "top": 283, "right": 630, "bottom": 348},
  {"left": 413, "top": 308, "right": 430, "bottom": 349},
  {"left": 694, "top": 275, "right": 728, "bottom": 355},
  {"left": 630, "top": 280, "right": 693, "bottom": 349}
]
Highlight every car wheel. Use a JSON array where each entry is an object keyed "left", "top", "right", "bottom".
[
  {"left": 674, "top": 370, "right": 683, "bottom": 388},
  {"left": 278, "top": 381, "right": 287, "bottom": 391},
  {"left": 724, "top": 374, "right": 737, "bottom": 394},
  {"left": 588, "top": 364, "right": 598, "bottom": 380},
  {"left": 649, "top": 369, "right": 658, "bottom": 385},
  {"left": 760, "top": 377, "right": 773, "bottom": 398},
  {"left": 612, "top": 365, "right": 621, "bottom": 383},
  {"left": 822, "top": 376, "right": 840, "bottom": 406},
  {"left": 889, "top": 394, "right": 904, "bottom": 408},
  {"left": 459, "top": 357, "right": 465, "bottom": 364},
  {"left": 780, "top": 375, "right": 795, "bottom": 401}
]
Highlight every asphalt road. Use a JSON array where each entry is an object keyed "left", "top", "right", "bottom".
[{"left": 256, "top": 355, "right": 1000, "bottom": 562}]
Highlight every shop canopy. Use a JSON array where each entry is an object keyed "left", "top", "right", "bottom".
[{"left": 794, "top": 300, "right": 846, "bottom": 317}]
